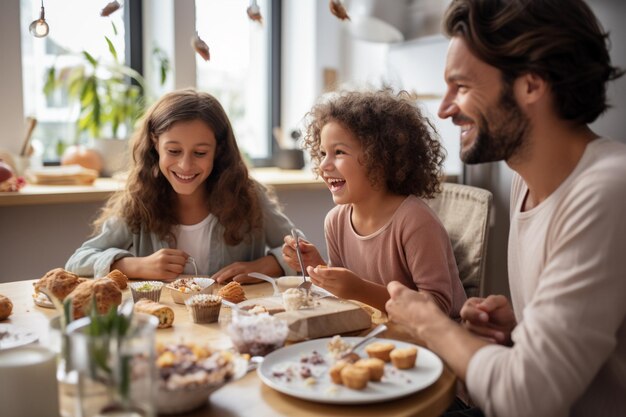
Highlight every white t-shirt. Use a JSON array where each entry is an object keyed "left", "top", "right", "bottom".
[
  {"left": 173, "top": 214, "right": 216, "bottom": 275},
  {"left": 467, "top": 138, "right": 626, "bottom": 417}
]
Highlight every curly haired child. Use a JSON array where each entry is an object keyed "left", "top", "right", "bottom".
[
  {"left": 282, "top": 89, "right": 466, "bottom": 315},
  {"left": 67, "top": 89, "right": 297, "bottom": 282}
]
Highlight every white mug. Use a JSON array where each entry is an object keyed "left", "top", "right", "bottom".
[{"left": 0, "top": 345, "right": 59, "bottom": 417}]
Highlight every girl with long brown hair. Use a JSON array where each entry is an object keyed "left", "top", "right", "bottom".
[{"left": 66, "top": 89, "right": 296, "bottom": 282}]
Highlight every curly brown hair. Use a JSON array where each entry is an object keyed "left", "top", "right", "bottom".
[
  {"left": 444, "top": 0, "right": 624, "bottom": 125},
  {"left": 93, "top": 89, "right": 264, "bottom": 245},
  {"left": 302, "top": 89, "right": 445, "bottom": 199}
]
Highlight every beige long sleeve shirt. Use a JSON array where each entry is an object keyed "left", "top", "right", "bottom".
[{"left": 467, "top": 138, "right": 626, "bottom": 417}]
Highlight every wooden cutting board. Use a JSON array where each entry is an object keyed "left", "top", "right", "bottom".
[{"left": 237, "top": 296, "right": 372, "bottom": 342}]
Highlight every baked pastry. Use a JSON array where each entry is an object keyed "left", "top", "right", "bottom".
[
  {"left": 130, "top": 281, "right": 164, "bottom": 302},
  {"left": 340, "top": 364, "right": 369, "bottom": 390},
  {"left": 106, "top": 269, "right": 128, "bottom": 290},
  {"left": 134, "top": 299, "right": 174, "bottom": 328},
  {"left": 390, "top": 347, "right": 418, "bottom": 369},
  {"left": 217, "top": 281, "right": 246, "bottom": 303},
  {"left": 0, "top": 294, "right": 12, "bottom": 320},
  {"left": 185, "top": 294, "right": 222, "bottom": 323},
  {"left": 282, "top": 288, "right": 312, "bottom": 311},
  {"left": 355, "top": 358, "right": 385, "bottom": 381},
  {"left": 329, "top": 360, "right": 348, "bottom": 384},
  {"left": 66, "top": 278, "right": 122, "bottom": 319},
  {"left": 365, "top": 341, "right": 395, "bottom": 362},
  {"left": 33, "top": 268, "right": 85, "bottom": 301}
]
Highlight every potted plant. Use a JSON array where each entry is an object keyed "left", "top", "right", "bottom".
[{"left": 44, "top": 26, "right": 169, "bottom": 176}]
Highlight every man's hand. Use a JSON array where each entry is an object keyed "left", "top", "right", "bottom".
[
  {"left": 282, "top": 235, "right": 326, "bottom": 272},
  {"left": 386, "top": 281, "right": 448, "bottom": 338},
  {"left": 460, "top": 295, "right": 517, "bottom": 346}
]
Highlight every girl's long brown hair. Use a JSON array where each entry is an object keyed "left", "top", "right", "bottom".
[{"left": 93, "top": 89, "right": 263, "bottom": 245}]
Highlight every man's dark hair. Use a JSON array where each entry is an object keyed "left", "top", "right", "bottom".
[{"left": 444, "top": 0, "right": 624, "bottom": 124}]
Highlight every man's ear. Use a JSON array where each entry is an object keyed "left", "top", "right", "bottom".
[{"left": 515, "top": 72, "right": 548, "bottom": 105}]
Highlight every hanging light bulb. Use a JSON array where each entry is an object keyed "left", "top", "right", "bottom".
[{"left": 29, "top": 0, "right": 49, "bottom": 38}]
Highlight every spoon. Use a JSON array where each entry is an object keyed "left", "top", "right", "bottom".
[
  {"left": 341, "top": 323, "right": 388, "bottom": 360},
  {"left": 221, "top": 299, "right": 250, "bottom": 315},
  {"left": 291, "top": 228, "right": 312, "bottom": 293}
]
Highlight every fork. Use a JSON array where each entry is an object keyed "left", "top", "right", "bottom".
[
  {"left": 340, "top": 323, "right": 388, "bottom": 360},
  {"left": 291, "top": 228, "right": 312, "bottom": 293}
]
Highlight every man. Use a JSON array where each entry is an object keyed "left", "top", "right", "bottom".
[{"left": 385, "top": 1, "right": 626, "bottom": 416}]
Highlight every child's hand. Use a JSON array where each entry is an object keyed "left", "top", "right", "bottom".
[
  {"left": 212, "top": 255, "right": 283, "bottom": 284},
  {"left": 282, "top": 235, "right": 326, "bottom": 272},
  {"left": 306, "top": 265, "right": 362, "bottom": 299},
  {"left": 115, "top": 249, "right": 188, "bottom": 280}
]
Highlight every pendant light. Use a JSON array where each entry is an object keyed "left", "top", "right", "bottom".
[{"left": 29, "top": 0, "right": 49, "bottom": 38}]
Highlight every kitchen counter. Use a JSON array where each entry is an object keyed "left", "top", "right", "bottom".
[{"left": 0, "top": 168, "right": 325, "bottom": 207}]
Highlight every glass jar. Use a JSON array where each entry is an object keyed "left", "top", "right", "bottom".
[{"left": 66, "top": 313, "right": 158, "bottom": 417}]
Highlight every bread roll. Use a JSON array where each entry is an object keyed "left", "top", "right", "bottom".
[
  {"left": 134, "top": 299, "right": 174, "bottom": 328},
  {"left": 66, "top": 278, "right": 122, "bottom": 319},
  {"left": 218, "top": 281, "right": 246, "bottom": 303},
  {"left": 34, "top": 268, "right": 85, "bottom": 301},
  {"left": 106, "top": 269, "right": 128, "bottom": 290},
  {"left": 0, "top": 294, "right": 12, "bottom": 320}
]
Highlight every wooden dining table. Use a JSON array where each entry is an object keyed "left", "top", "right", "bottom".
[{"left": 0, "top": 278, "right": 456, "bottom": 417}]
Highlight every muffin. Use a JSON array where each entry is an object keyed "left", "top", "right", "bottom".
[
  {"left": 0, "top": 294, "right": 12, "bottom": 320},
  {"left": 365, "top": 341, "right": 395, "bottom": 362},
  {"left": 340, "top": 364, "right": 369, "bottom": 390},
  {"left": 185, "top": 294, "right": 222, "bottom": 323},
  {"left": 130, "top": 281, "right": 164, "bottom": 302},
  {"left": 106, "top": 269, "right": 129, "bottom": 290},
  {"left": 329, "top": 360, "right": 348, "bottom": 384},
  {"left": 217, "top": 281, "right": 246, "bottom": 304},
  {"left": 355, "top": 358, "right": 385, "bottom": 381},
  {"left": 390, "top": 347, "right": 418, "bottom": 369}
]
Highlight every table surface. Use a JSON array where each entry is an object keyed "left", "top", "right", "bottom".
[{"left": 0, "top": 279, "right": 456, "bottom": 417}]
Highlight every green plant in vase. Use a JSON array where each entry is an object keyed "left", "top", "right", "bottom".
[{"left": 68, "top": 300, "right": 157, "bottom": 416}]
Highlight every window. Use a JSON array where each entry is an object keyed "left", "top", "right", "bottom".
[
  {"left": 20, "top": 0, "right": 127, "bottom": 161},
  {"left": 194, "top": 0, "right": 276, "bottom": 163}
]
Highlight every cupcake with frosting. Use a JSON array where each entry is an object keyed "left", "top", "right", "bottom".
[
  {"left": 130, "top": 281, "right": 164, "bottom": 303},
  {"left": 185, "top": 294, "right": 222, "bottom": 323}
]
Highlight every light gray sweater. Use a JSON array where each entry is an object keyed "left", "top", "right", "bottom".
[{"left": 66, "top": 189, "right": 298, "bottom": 278}]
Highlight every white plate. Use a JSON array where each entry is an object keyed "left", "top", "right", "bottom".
[
  {"left": 257, "top": 337, "right": 443, "bottom": 404},
  {"left": 32, "top": 292, "right": 55, "bottom": 309},
  {"left": 0, "top": 324, "right": 39, "bottom": 350}
]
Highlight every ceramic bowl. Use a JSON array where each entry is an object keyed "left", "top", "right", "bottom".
[
  {"left": 166, "top": 278, "right": 215, "bottom": 304},
  {"left": 155, "top": 354, "right": 247, "bottom": 415},
  {"left": 276, "top": 275, "right": 303, "bottom": 292}
]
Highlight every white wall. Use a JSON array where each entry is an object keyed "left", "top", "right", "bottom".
[{"left": 0, "top": 0, "right": 26, "bottom": 155}]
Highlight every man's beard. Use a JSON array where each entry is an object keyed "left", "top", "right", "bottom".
[{"left": 462, "top": 83, "right": 530, "bottom": 164}]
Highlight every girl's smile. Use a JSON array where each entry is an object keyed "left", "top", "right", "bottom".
[{"left": 156, "top": 119, "right": 217, "bottom": 198}]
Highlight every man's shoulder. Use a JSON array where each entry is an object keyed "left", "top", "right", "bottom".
[{"left": 575, "top": 138, "right": 626, "bottom": 189}]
